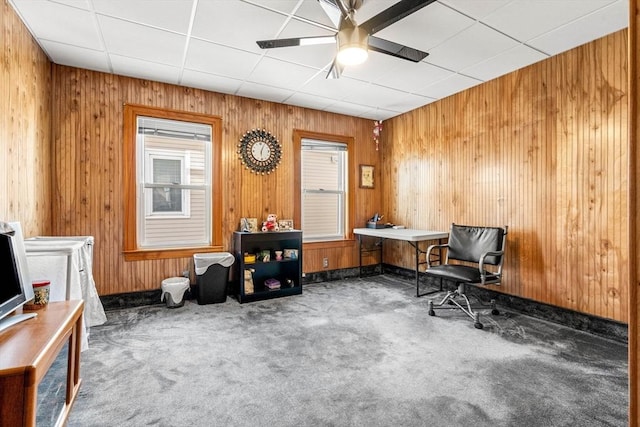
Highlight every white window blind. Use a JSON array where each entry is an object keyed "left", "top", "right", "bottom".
[{"left": 301, "top": 139, "right": 347, "bottom": 242}]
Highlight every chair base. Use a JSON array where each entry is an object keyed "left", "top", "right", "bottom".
[{"left": 427, "top": 283, "right": 499, "bottom": 329}]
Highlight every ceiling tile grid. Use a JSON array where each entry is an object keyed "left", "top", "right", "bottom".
[{"left": 8, "top": 0, "right": 630, "bottom": 120}]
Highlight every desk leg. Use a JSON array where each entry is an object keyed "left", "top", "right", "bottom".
[
  {"left": 358, "top": 234, "right": 363, "bottom": 277},
  {"left": 415, "top": 242, "right": 420, "bottom": 297}
]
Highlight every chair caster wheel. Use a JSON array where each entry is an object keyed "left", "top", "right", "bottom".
[
  {"left": 474, "top": 322, "right": 483, "bottom": 329},
  {"left": 428, "top": 309, "right": 435, "bottom": 316},
  {"left": 491, "top": 308, "right": 500, "bottom": 316}
]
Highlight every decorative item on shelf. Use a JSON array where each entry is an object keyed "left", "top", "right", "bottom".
[
  {"left": 258, "top": 250, "right": 271, "bottom": 262},
  {"left": 237, "top": 128, "right": 282, "bottom": 174},
  {"left": 264, "top": 278, "right": 281, "bottom": 290},
  {"left": 262, "top": 213, "right": 279, "bottom": 232},
  {"left": 283, "top": 249, "right": 298, "bottom": 260},
  {"left": 278, "top": 219, "right": 294, "bottom": 231},
  {"left": 240, "top": 217, "right": 258, "bottom": 232},
  {"left": 360, "top": 164, "right": 374, "bottom": 189},
  {"left": 244, "top": 253, "right": 256, "bottom": 264},
  {"left": 373, "top": 120, "right": 383, "bottom": 151},
  {"left": 244, "top": 269, "right": 255, "bottom": 294},
  {"left": 275, "top": 250, "right": 283, "bottom": 261}
]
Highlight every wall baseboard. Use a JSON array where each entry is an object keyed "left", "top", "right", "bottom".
[{"left": 100, "top": 265, "right": 627, "bottom": 343}]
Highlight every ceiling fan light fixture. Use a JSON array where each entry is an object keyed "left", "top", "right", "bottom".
[{"left": 336, "top": 26, "right": 369, "bottom": 66}]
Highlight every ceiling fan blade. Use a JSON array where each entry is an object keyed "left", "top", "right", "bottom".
[
  {"left": 360, "top": 0, "right": 437, "bottom": 36},
  {"left": 257, "top": 36, "right": 335, "bottom": 49},
  {"left": 318, "top": 0, "right": 343, "bottom": 29},
  {"left": 368, "top": 36, "right": 428, "bottom": 62},
  {"left": 326, "top": 59, "right": 344, "bottom": 79}
]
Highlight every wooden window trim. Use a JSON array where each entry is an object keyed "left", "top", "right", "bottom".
[
  {"left": 293, "top": 129, "right": 356, "bottom": 245},
  {"left": 123, "top": 104, "right": 223, "bottom": 261}
]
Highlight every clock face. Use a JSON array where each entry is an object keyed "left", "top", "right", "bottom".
[
  {"left": 237, "top": 129, "right": 282, "bottom": 174},
  {"left": 251, "top": 141, "right": 271, "bottom": 162}
]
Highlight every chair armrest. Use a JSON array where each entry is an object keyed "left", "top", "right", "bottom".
[
  {"left": 478, "top": 250, "right": 504, "bottom": 283},
  {"left": 426, "top": 243, "right": 449, "bottom": 268}
]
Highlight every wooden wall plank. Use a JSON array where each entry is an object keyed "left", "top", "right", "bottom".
[
  {"left": 628, "top": 0, "right": 638, "bottom": 423},
  {"left": 0, "top": 0, "right": 51, "bottom": 236},
  {"left": 382, "top": 30, "right": 629, "bottom": 323}
]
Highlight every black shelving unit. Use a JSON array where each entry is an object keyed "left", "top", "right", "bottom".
[{"left": 233, "top": 230, "right": 302, "bottom": 303}]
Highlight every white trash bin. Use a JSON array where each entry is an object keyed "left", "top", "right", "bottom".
[{"left": 161, "top": 277, "right": 190, "bottom": 308}]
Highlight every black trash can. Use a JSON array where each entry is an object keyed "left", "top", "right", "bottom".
[{"left": 193, "top": 252, "right": 234, "bottom": 304}]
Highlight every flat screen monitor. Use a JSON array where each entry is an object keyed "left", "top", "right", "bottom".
[{"left": 0, "top": 221, "right": 36, "bottom": 333}]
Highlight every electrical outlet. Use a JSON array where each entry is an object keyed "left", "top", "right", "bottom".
[{"left": 323, "top": 258, "right": 328, "bottom": 268}]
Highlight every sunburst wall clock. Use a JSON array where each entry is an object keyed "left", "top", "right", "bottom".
[{"left": 237, "top": 129, "right": 282, "bottom": 174}]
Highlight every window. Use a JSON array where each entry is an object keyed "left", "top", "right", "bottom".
[
  {"left": 293, "top": 130, "right": 355, "bottom": 244},
  {"left": 301, "top": 139, "right": 348, "bottom": 241},
  {"left": 124, "top": 105, "right": 222, "bottom": 260}
]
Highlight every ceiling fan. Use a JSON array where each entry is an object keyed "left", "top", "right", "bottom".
[{"left": 256, "top": 0, "right": 435, "bottom": 79}]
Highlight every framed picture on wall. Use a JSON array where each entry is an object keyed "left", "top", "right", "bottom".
[{"left": 359, "top": 164, "right": 374, "bottom": 189}]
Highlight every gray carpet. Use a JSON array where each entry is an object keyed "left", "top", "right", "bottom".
[{"left": 68, "top": 275, "right": 627, "bottom": 427}]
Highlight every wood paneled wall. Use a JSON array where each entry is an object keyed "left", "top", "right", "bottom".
[
  {"left": 629, "top": 0, "right": 639, "bottom": 422},
  {"left": 50, "top": 67, "right": 380, "bottom": 295},
  {"left": 0, "top": 0, "right": 51, "bottom": 236},
  {"left": 382, "top": 30, "right": 629, "bottom": 323}
]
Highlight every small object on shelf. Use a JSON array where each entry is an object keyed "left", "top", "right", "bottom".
[
  {"left": 244, "top": 269, "right": 255, "bottom": 294},
  {"left": 261, "top": 213, "right": 279, "bottom": 232},
  {"left": 278, "top": 219, "right": 294, "bottom": 231},
  {"left": 275, "top": 250, "right": 283, "bottom": 261},
  {"left": 244, "top": 253, "right": 256, "bottom": 263},
  {"left": 264, "top": 278, "right": 281, "bottom": 290},
  {"left": 283, "top": 249, "right": 298, "bottom": 259},
  {"left": 258, "top": 249, "right": 270, "bottom": 262}
]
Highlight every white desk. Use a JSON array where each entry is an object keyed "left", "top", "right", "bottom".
[{"left": 353, "top": 228, "right": 448, "bottom": 296}]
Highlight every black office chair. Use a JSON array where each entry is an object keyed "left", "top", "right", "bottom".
[{"left": 425, "top": 223, "right": 508, "bottom": 329}]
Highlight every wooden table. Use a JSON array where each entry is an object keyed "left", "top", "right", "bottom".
[
  {"left": 353, "top": 228, "right": 448, "bottom": 296},
  {"left": 0, "top": 300, "right": 84, "bottom": 427}
]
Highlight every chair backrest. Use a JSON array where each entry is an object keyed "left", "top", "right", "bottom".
[{"left": 447, "top": 224, "right": 506, "bottom": 266}]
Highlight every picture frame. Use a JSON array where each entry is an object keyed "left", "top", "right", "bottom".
[
  {"left": 359, "top": 164, "right": 375, "bottom": 189},
  {"left": 278, "top": 219, "right": 294, "bottom": 231},
  {"left": 240, "top": 217, "right": 258, "bottom": 232}
]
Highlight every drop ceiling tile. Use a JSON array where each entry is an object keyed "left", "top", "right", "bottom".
[
  {"left": 341, "top": 83, "right": 427, "bottom": 111},
  {"left": 49, "top": 0, "right": 91, "bottom": 9},
  {"left": 110, "top": 54, "right": 181, "bottom": 84},
  {"left": 192, "top": 1, "right": 288, "bottom": 53},
  {"left": 322, "top": 100, "right": 377, "bottom": 117},
  {"left": 285, "top": 92, "right": 336, "bottom": 111},
  {"left": 528, "top": 0, "right": 628, "bottom": 56},
  {"left": 247, "top": 57, "right": 320, "bottom": 89},
  {"left": 438, "top": 0, "right": 512, "bottom": 20},
  {"left": 375, "top": 2, "right": 475, "bottom": 53},
  {"left": 351, "top": 1, "right": 400, "bottom": 24},
  {"left": 40, "top": 40, "right": 111, "bottom": 73},
  {"left": 426, "top": 22, "right": 519, "bottom": 71},
  {"left": 380, "top": 92, "right": 435, "bottom": 113},
  {"left": 483, "top": 0, "right": 619, "bottom": 43},
  {"left": 92, "top": 0, "right": 194, "bottom": 34},
  {"left": 291, "top": 0, "right": 338, "bottom": 28},
  {"left": 359, "top": 107, "right": 404, "bottom": 121},
  {"left": 236, "top": 81, "right": 294, "bottom": 103},
  {"left": 185, "top": 39, "right": 261, "bottom": 79},
  {"left": 299, "top": 74, "right": 372, "bottom": 101},
  {"left": 416, "top": 73, "right": 482, "bottom": 99},
  {"left": 264, "top": 19, "right": 336, "bottom": 68},
  {"left": 242, "top": 0, "right": 300, "bottom": 15},
  {"left": 180, "top": 69, "right": 244, "bottom": 94},
  {"left": 10, "top": 0, "right": 102, "bottom": 50},
  {"left": 462, "top": 43, "right": 548, "bottom": 82},
  {"left": 375, "top": 61, "right": 454, "bottom": 94},
  {"left": 97, "top": 15, "right": 186, "bottom": 66}
]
